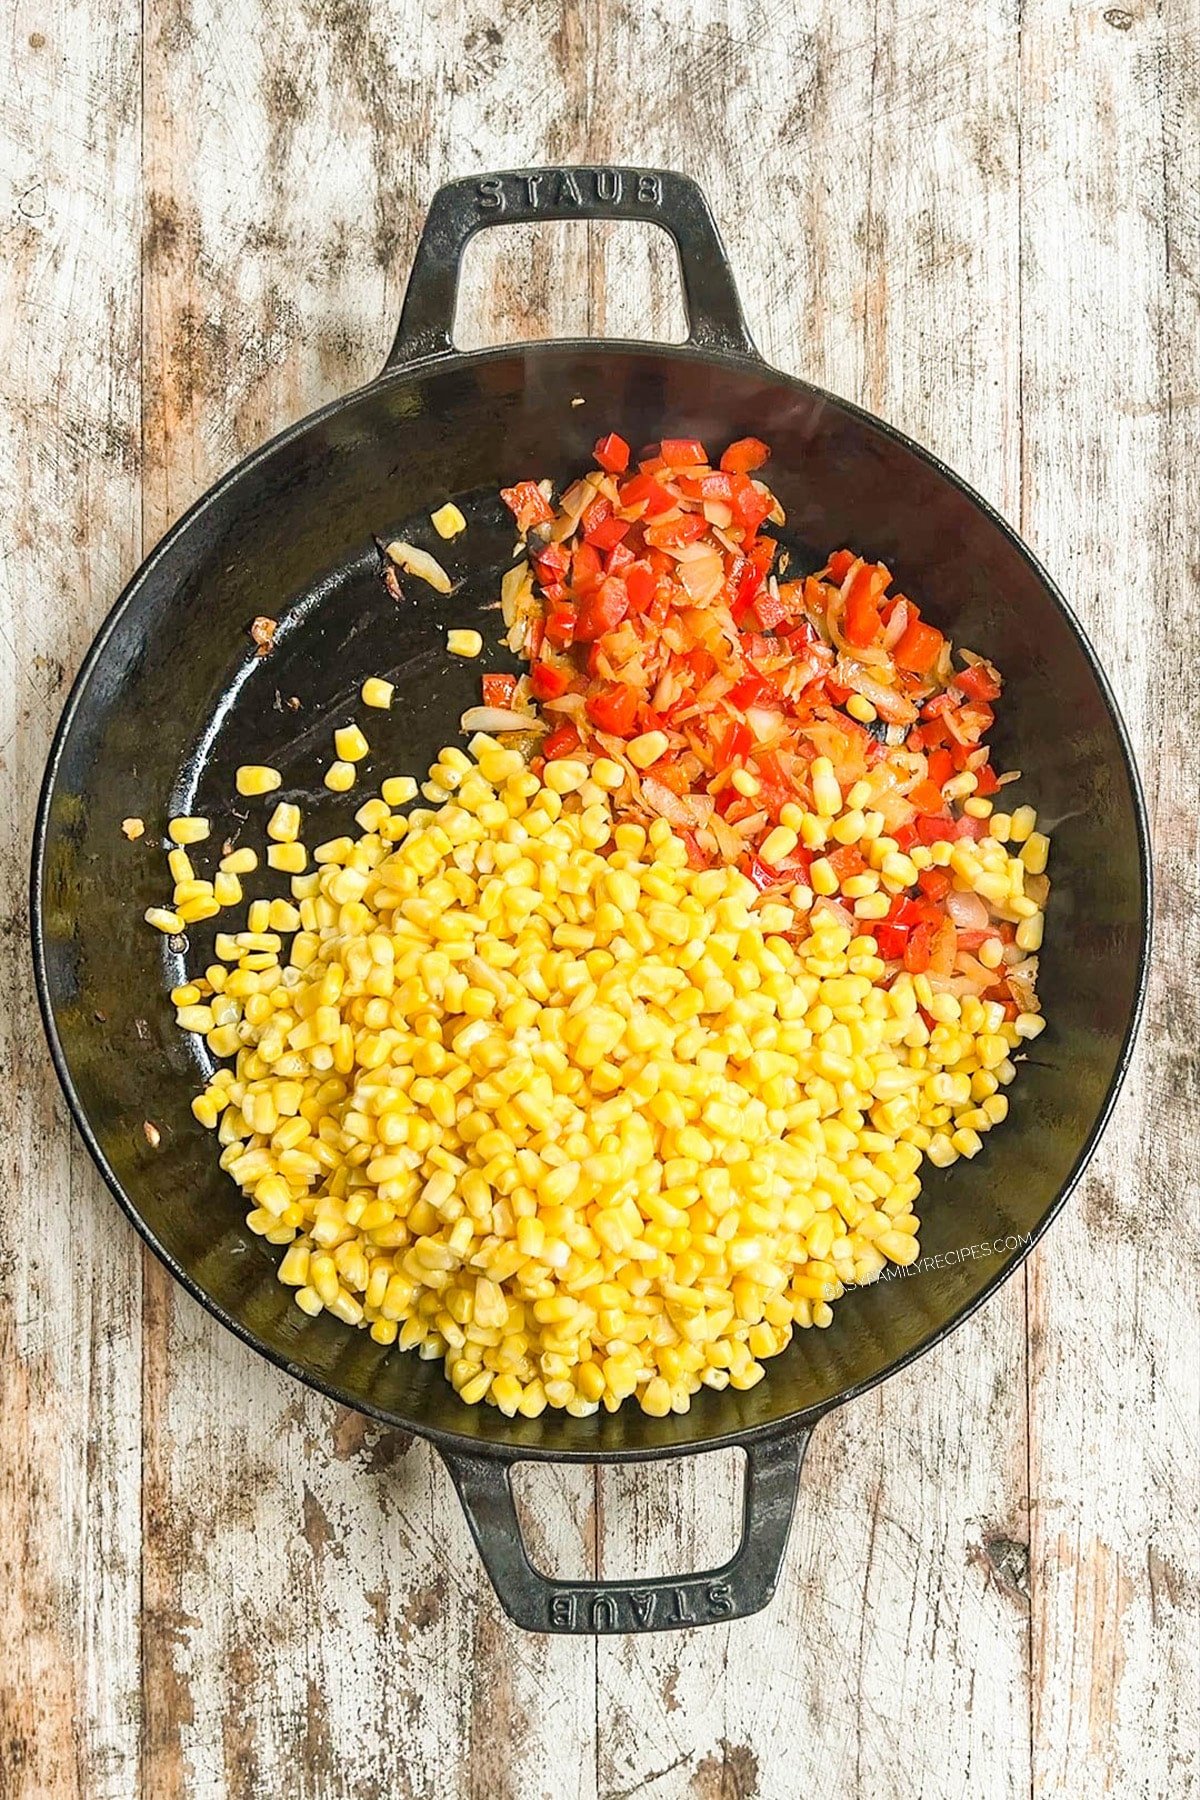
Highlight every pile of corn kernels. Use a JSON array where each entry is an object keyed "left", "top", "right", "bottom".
[{"left": 142, "top": 710, "right": 1046, "bottom": 1418}]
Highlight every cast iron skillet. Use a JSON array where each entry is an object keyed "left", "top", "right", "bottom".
[{"left": 33, "top": 168, "right": 1150, "bottom": 1635}]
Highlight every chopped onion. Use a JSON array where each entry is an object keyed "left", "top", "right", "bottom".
[
  {"left": 500, "top": 559, "right": 532, "bottom": 627},
  {"left": 945, "top": 889, "right": 990, "bottom": 931},
  {"left": 640, "top": 778, "right": 693, "bottom": 826},
  {"left": 460, "top": 706, "right": 547, "bottom": 735},
  {"left": 679, "top": 550, "right": 724, "bottom": 604},
  {"left": 385, "top": 540, "right": 453, "bottom": 594},
  {"left": 834, "top": 657, "right": 919, "bottom": 724}
]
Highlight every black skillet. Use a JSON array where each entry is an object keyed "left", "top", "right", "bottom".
[{"left": 33, "top": 168, "right": 1151, "bottom": 1634}]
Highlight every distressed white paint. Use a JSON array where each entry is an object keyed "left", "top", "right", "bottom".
[{"left": 2, "top": 0, "right": 1196, "bottom": 1795}]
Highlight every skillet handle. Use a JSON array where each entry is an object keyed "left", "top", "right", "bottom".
[
  {"left": 438, "top": 1425, "right": 811, "bottom": 1634},
  {"left": 385, "top": 166, "right": 758, "bottom": 368}
]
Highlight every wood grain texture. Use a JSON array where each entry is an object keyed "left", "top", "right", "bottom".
[
  {"left": 2, "top": 0, "right": 1197, "bottom": 1796},
  {"left": 1, "top": 4, "right": 143, "bottom": 1797}
]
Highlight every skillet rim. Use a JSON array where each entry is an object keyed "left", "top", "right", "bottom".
[{"left": 30, "top": 337, "right": 1153, "bottom": 1464}]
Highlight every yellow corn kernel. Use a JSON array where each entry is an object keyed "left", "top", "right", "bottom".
[
  {"left": 845, "top": 693, "right": 877, "bottom": 724},
  {"left": 324, "top": 760, "right": 356, "bottom": 793},
  {"left": 361, "top": 677, "right": 395, "bottom": 709},
  {"left": 145, "top": 906, "right": 183, "bottom": 933},
  {"left": 268, "top": 842, "right": 308, "bottom": 874},
  {"left": 811, "top": 756, "right": 841, "bottom": 817},
  {"left": 432, "top": 502, "right": 467, "bottom": 539},
  {"left": 381, "top": 775, "right": 418, "bottom": 807},
  {"left": 731, "top": 767, "right": 761, "bottom": 797},
  {"left": 168, "top": 815, "right": 209, "bottom": 845},
  {"left": 760, "top": 826, "right": 799, "bottom": 865},
  {"left": 628, "top": 730, "right": 670, "bottom": 769},
  {"left": 220, "top": 846, "right": 258, "bottom": 875},
  {"left": 446, "top": 628, "right": 483, "bottom": 658},
  {"left": 213, "top": 871, "right": 242, "bottom": 907},
  {"left": 237, "top": 765, "right": 282, "bottom": 797},
  {"left": 1009, "top": 805, "right": 1036, "bottom": 843},
  {"left": 334, "top": 724, "right": 369, "bottom": 763},
  {"left": 267, "top": 801, "right": 301, "bottom": 842}
]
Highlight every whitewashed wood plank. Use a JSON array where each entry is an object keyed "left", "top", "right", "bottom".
[
  {"left": 138, "top": 3, "right": 599, "bottom": 1796},
  {"left": 1020, "top": 3, "right": 1200, "bottom": 1793},
  {"left": 0, "top": 6, "right": 144, "bottom": 1796}
]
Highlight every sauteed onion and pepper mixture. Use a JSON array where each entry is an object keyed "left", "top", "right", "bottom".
[{"left": 141, "top": 433, "right": 1050, "bottom": 1419}]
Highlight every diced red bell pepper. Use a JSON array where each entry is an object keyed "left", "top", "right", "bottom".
[
  {"left": 533, "top": 541, "right": 570, "bottom": 584},
  {"left": 826, "top": 844, "right": 867, "bottom": 881},
  {"left": 907, "top": 778, "right": 946, "bottom": 816},
  {"left": 681, "top": 646, "right": 716, "bottom": 684},
  {"left": 729, "top": 477, "right": 773, "bottom": 534},
  {"left": 543, "top": 603, "right": 577, "bottom": 648},
  {"left": 542, "top": 723, "right": 581, "bottom": 759},
  {"left": 917, "top": 867, "right": 953, "bottom": 901},
  {"left": 646, "top": 757, "right": 690, "bottom": 795},
  {"left": 904, "top": 920, "right": 936, "bottom": 973},
  {"left": 660, "top": 437, "right": 709, "bottom": 467},
  {"left": 727, "top": 672, "right": 776, "bottom": 710},
  {"left": 952, "top": 813, "right": 988, "bottom": 840},
  {"left": 605, "top": 541, "right": 635, "bottom": 575},
  {"left": 718, "top": 720, "right": 752, "bottom": 767},
  {"left": 624, "top": 562, "right": 656, "bottom": 613},
  {"left": 753, "top": 590, "right": 788, "bottom": 631},
  {"left": 575, "top": 576, "right": 629, "bottom": 642},
  {"left": 827, "top": 549, "right": 857, "bottom": 582},
  {"left": 500, "top": 480, "right": 554, "bottom": 533},
  {"left": 889, "top": 896, "right": 924, "bottom": 927},
  {"left": 873, "top": 922, "right": 910, "bottom": 960},
  {"left": 972, "top": 761, "right": 1001, "bottom": 796},
  {"left": 956, "top": 661, "right": 1002, "bottom": 702},
  {"left": 586, "top": 683, "right": 641, "bottom": 736},
  {"left": 843, "top": 562, "right": 891, "bottom": 648},
  {"left": 571, "top": 541, "right": 603, "bottom": 593},
  {"left": 927, "top": 747, "right": 954, "bottom": 787},
  {"left": 618, "top": 472, "right": 676, "bottom": 516},
  {"left": 891, "top": 820, "right": 919, "bottom": 850},
  {"left": 893, "top": 616, "right": 945, "bottom": 675},
  {"left": 746, "top": 855, "right": 781, "bottom": 892},
  {"left": 481, "top": 672, "right": 517, "bottom": 708},
  {"left": 915, "top": 812, "right": 955, "bottom": 845},
  {"left": 720, "top": 437, "right": 770, "bottom": 474},
  {"left": 530, "top": 661, "right": 570, "bottom": 700},
  {"left": 593, "top": 432, "right": 631, "bottom": 474},
  {"left": 644, "top": 513, "right": 709, "bottom": 550},
  {"left": 581, "top": 494, "right": 612, "bottom": 534},
  {"left": 585, "top": 515, "right": 631, "bottom": 552},
  {"left": 678, "top": 470, "right": 735, "bottom": 504}
]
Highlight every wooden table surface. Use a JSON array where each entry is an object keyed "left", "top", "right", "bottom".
[{"left": 4, "top": 2, "right": 1197, "bottom": 1796}]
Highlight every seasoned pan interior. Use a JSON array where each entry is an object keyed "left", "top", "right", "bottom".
[{"left": 35, "top": 344, "right": 1148, "bottom": 1458}]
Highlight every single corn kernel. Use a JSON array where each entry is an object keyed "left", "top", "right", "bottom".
[
  {"left": 811, "top": 757, "right": 842, "bottom": 817},
  {"left": 334, "top": 724, "right": 369, "bottom": 763},
  {"left": 846, "top": 693, "right": 877, "bottom": 724},
  {"left": 236, "top": 765, "right": 282, "bottom": 797},
  {"left": 145, "top": 906, "right": 183, "bottom": 933},
  {"left": 361, "top": 677, "right": 395, "bottom": 709},
  {"left": 220, "top": 847, "right": 258, "bottom": 874},
  {"left": 431, "top": 502, "right": 467, "bottom": 539},
  {"left": 325, "top": 760, "right": 356, "bottom": 793},
  {"left": 628, "top": 731, "right": 670, "bottom": 769},
  {"left": 446, "top": 628, "right": 483, "bottom": 658},
  {"left": 731, "top": 767, "right": 761, "bottom": 797},
  {"left": 168, "top": 815, "right": 209, "bottom": 845},
  {"left": 267, "top": 801, "right": 301, "bottom": 842},
  {"left": 381, "top": 776, "right": 418, "bottom": 806},
  {"left": 760, "top": 826, "right": 799, "bottom": 865},
  {"left": 268, "top": 842, "right": 308, "bottom": 874}
]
